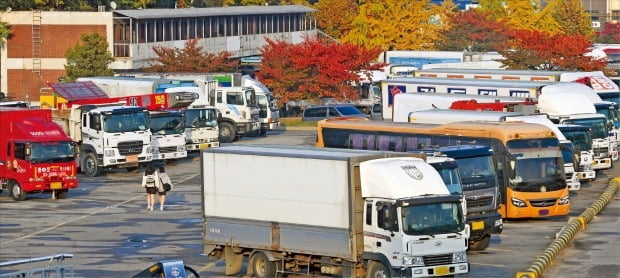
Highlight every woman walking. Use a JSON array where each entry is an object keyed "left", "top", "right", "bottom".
[
  {"left": 141, "top": 165, "right": 160, "bottom": 211},
  {"left": 157, "top": 166, "right": 173, "bottom": 211}
]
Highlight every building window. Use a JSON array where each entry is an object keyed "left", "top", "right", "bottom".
[{"left": 612, "top": 10, "right": 620, "bottom": 21}]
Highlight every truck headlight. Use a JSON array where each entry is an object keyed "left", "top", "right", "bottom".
[
  {"left": 177, "top": 145, "right": 185, "bottom": 151},
  {"left": 403, "top": 256, "right": 424, "bottom": 266},
  {"left": 558, "top": 195, "right": 570, "bottom": 205},
  {"left": 452, "top": 252, "right": 467, "bottom": 263},
  {"left": 583, "top": 164, "right": 593, "bottom": 171},
  {"left": 511, "top": 197, "right": 527, "bottom": 207},
  {"left": 104, "top": 150, "right": 115, "bottom": 157}
]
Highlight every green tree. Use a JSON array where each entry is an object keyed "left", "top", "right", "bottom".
[
  {"left": 477, "top": 0, "right": 506, "bottom": 20},
  {"left": 343, "top": 0, "right": 450, "bottom": 51},
  {"left": 0, "top": 20, "right": 11, "bottom": 49},
  {"left": 64, "top": 32, "right": 114, "bottom": 81},
  {"left": 314, "top": 0, "right": 358, "bottom": 40},
  {"left": 552, "top": 0, "right": 594, "bottom": 37}
]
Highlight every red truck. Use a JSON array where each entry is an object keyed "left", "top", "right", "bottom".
[{"left": 0, "top": 108, "right": 78, "bottom": 201}]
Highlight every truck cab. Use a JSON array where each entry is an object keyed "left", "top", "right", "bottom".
[
  {"left": 0, "top": 108, "right": 78, "bottom": 201},
  {"left": 558, "top": 124, "right": 596, "bottom": 181},
  {"left": 54, "top": 104, "right": 153, "bottom": 176},
  {"left": 241, "top": 75, "right": 280, "bottom": 136},
  {"left": 148, "top": 110, "right": 187, "bottom": 161},
  {"left": 182, "top": 107, "right": 220, "bottom": 151},
  {"left": 438, "top": 145, "right": 503, "bottom": 251}
]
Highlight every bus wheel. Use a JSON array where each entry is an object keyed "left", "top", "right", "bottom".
[
  {"left": 366, "top": 261, "right": 389, "bottom": 278},
  {"left": 469, "top": 235, "right": 491, "bottom": 251},
  {"left": 219, "top": 122, "right": 236, "bottom": 143},
  {"left": 83, "top": 152, "right": 102, "bottom": 177},
  {"left": 251, "top": 252, "right": 278, "bottom": 278},
  {"left": 9, "top": 181, "right": 26, "bottom": 201}
]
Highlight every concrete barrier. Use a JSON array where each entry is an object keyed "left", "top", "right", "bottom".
[{"left": 515, "top": 178, "right": 619, "bottom": 278}]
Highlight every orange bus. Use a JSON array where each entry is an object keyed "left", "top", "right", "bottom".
[{"left": 316, "top": 118, "right": 570, "bottom": 219}]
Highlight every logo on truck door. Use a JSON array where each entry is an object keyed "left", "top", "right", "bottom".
[{"left": 401, "top": 165, "right": 423, "bottom": 180}]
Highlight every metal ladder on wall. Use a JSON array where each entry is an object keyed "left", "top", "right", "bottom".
[{"left": 32, "top": 10, "right": 42, "bottom": 76}]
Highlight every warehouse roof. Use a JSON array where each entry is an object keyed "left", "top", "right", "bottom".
[{"left": 113, "top": 5, "right": 316, "bottom": 19}]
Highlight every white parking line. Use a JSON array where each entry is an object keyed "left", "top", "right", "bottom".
[{"left": 197, "top": 259, "right": 223, "bottom": 272}]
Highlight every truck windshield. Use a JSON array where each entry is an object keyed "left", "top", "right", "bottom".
[
  {"left": 432, "top": 165, "right": 463, "bottom": 195},
  {"left": 184, "top": 109, "right": 217, "bottom": 128},
  {"left": 561, "top": 130, "right": 593, "bottom": 152},
  {"left": 267, "top": 94, "right": 278, "bottom": 111},
  {"left": 563, "top": 118, "right": 608, "bottom": 139},
  {"left": 595, "top": 106, "right": 619, "bottom": 129},
  {"left": 401, "top": 202, "right": 464, "bottom": 236},
  {"left": 103, "top": 112, "right": 149, "bottom": 133},
  {"left": 245, "top": 89, "right": 257, "bottom": 107},
  {"left": 151, "top": 114, "right": 184, "bottom": 135},
  {"left": 257, "top": 95, "right": 268, "bottom": 118},
  {"left": 28, "top": 142, "right": 75, "bottom": 163},
  {"left": 560, "top": 143, "right": 574, "bottom": 165},
  {"left": 456, "top": 155, "right": 497, "bottom": 190}
]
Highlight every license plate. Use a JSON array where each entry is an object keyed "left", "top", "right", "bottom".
[
  {"left": 126, "top": 155, "right": 138, "bottom": 163},
  {"left": 199, "top": 143, "right": 210, "bottom": 149},
  {"left": 51, "top": 182, "right": 62, "bottom": 190},
  {"left": 435, "top": 266, "right": 449, "bottom": 276},
  {"left": 539, "top": 209, "right": 549, "bottom": 216},
  {"left": 472, "top": 221, "right": 485, "bottom": 230}
]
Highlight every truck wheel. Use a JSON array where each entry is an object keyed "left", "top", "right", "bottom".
[
  {"left": 251, "top": 252, "right": 278, "bottom": 278},
  {"left": 126, "top": 166, "right": 139, "bottom": 173},
  {"left": 83, "top": 152, "right": 102, "bottom": 177},
  {"left": 469, "top": 235, "right": 491, "bottom": 251},
  {"left": 367, "top": 261, "right": 389, "bottom": 278},
  {"left": 219, "top": 122, "right": 236, "bottom": 143},
  {"left": 55, "top": 190, "right": 69, "bottom": 199},
  {"left": 245, "top": 129, "right": 259, "bottom": 137},
  {"left": 9, "top": 181, "right": 26, "bottom": 201},
  {"left": 259, "top": 128, "right": 267, "bottom": 136}
]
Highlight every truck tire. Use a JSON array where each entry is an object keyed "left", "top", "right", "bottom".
[
  {"left": 259, "top": 128, "right": 267, "bottom": 136},
  {"left": 219, "top": 122, "right": 236, "bottom": 143},
  {"left": 126, "top": 166, "right": 139, "bottom": 173},
  {"left": 245, "top": 129, "right": 259, "bottom": 137},
  {"left": 251, "top": 252, "right": 278, "bottom": 278},
  {"left": 366, "top": 261, "right": 389, "bottom": 278},
  {"left": 83, "top": 152, "right": 102, "bottom": 177},
  {"left": 9, "top": 181, "right": 26, "bottom": 201},
  {"left": 55, "top": 190, "right": 69, "bottom": 199},
  {"left": 469, "top": 235, "right": 491, "bottom": 251}
]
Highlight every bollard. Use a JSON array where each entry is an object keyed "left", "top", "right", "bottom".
[{"left": 515, "top": 178, "right": 619, "bottom": 278}]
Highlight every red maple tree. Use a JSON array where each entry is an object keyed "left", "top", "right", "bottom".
[
  {"left": 437, "top": 9, "right": 511, "bottom": 52},
  {"left": 257, "top": 36, "right": 384, "bottom": 105},
  {"left": 146, "top": 38, "right": 237, "bottom": 72},
  {"left": 496, "top": 29, "right": 608, "bottom": 71}
]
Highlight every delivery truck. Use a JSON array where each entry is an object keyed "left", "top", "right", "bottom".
[
  {"left": 201, "top": 145, "right": 469, "bottom": 278},
  {"left": 0, "top": 108, "right": 78, "bottom": 201}
]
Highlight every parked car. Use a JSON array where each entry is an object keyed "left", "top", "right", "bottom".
[{"left": 302, "top": 105, "right": 369, "bottom": 121}]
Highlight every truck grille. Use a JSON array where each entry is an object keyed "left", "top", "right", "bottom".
[
  {"left": 159, "top": 146, "right": 178, "bottom": 153},
  {"left": 530, "top": 198, "right": 557, "bottom": 207},
  {"left": 118, "top": 141, "right": 143, "bottom": 155},
  {"left": 565, "top": 172, "right": 573, "bottom": 180},
  {"left": 466, "top": 196, "right": 493, "bottom": 209},
  {"left": 593, "top": 147, "right": 608, "bottom": 158},
  {"left": 423, "top": 254, "right": 452, "bottom": 266}
]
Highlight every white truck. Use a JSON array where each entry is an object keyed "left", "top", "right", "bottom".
[
  {"left": 202, "top": 145, "right": 469, "bottom": 278},
  {"left": 148, "top": 110, "right": 187, "bottom": 161},
  {"left": 126, "top": 72, "right": 279, "bottom": 136},
  {"left": 52, "top": 104, "right": 153, "bottom": 176},
  {"left": 181, "top": 107, "right": 220, "bottom": 151}
]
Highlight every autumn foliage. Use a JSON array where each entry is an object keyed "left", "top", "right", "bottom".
[
  {"left": 257, "top": 37, "right": 385, "bottom": 105},
  {"left": 496, "top": 29, "right": 607, "bottom": 71},
  {"left": 437, "top": 9, "right": 510, "bottom": 52},
  {"left": 146, "top": 39, "right": 237, "bottom": 72}
]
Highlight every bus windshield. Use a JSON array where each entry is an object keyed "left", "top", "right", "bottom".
[
  {"left": 151, "top": 114, "right": 184, "bottom": 135},
  {"left": 103, "top": 112, "right": 149, "bottom": 133},
  {"left": 507, "top": 139, "right": 565, "bottom": 192},
  {"left": 28, "top": 142, "right": 76, "bottom": 163},
  {"left": 184, "top": 109, "right": 217, "bottom": 128},
  {"left": 402, "top": 202, "right": 464, "bottom": 236},
  {"left": 563, "top": 118, "right": 608, "bottom": 139}
]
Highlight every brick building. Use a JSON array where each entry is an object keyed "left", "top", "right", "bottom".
[{"left": 1, "top": 5, "right": 317, "bottom": 103}]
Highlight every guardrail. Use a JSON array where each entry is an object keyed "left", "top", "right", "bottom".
[
  {"left": 516, "top": 178, "right": 619, "bottom": 278},
  {"left": 0, "top": 254, "right": 74, "bottom": 278}
]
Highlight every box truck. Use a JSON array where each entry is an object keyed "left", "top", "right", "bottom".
[{"left": 202, "top": 145, "right": 469, "bottom": 277}]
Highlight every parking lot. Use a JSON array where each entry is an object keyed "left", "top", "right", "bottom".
[{"left": 0, "top": 129, "right": 618, "bottom": 277}]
